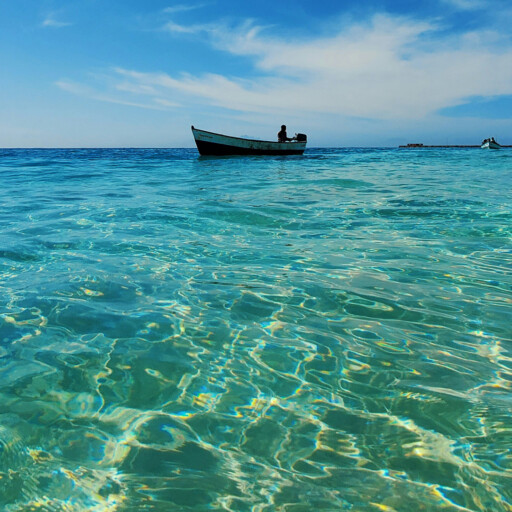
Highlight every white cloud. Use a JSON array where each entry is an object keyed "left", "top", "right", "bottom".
[
  {"left": 440, "top": 0, "right": 486, "bottom": 10},
  {"left": 162, "top": 3, "right": 208, "bottom": 15},
  {"left": 55, "top": 81, "right": 92, "bottom": 96},
  {"left": 56, "top": 80, "right": 181, "bottom": 110},
  {"left": 160, "top": 2, "right": 210, "bottom": 33},
  {"left": 57, "top": 13, "right": 512, "bottom": 124},
  {"left": 163, "top": 20, "right": 201, "bottom": 34},
  {"left": 124, "top": 15, "right": 512, "bottom": 120},
  {"left": 153, "top": 98, "right": 181, "bottom": 107},
  {"left": 42, "top": 14, "right": 72, "bottom": 28}
]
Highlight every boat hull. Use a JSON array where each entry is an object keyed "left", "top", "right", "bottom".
[
  {"left": 192, "top": 127, "right": 306, "bottom": 155},
  {"left": 481, "top": 141, "right": 501, "bottom": 149}
]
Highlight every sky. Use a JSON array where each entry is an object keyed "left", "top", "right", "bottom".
[{"left": 2, "top": 0, "right": 512, "bottom": 147}]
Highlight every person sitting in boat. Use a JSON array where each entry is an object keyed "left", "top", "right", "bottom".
[{"left": 278, "top": 125, "right": 295, "bottom": 142}]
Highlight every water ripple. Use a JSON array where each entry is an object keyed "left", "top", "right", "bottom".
[{"left": 0, "top": 148, "right": 511, "bottom": 510}]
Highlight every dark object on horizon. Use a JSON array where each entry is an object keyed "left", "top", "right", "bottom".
[
  {"left": 400, "top": 144, "right": 479, "bottom": 148},
  {"left": 191, "top": 126, "right": 307, "bottom": 155},
  {"left": 399, "top": 141, "right": 511, "bottom": 148},
  {"left": 481, "top": 137, "right": 501, "bottom": 149}
]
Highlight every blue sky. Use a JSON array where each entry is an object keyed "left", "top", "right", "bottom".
[{"left": 2, "top": 0, "right": 512, "bottom": 147}]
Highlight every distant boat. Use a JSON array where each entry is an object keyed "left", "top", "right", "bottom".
[
  {"left": 481, "top": 138, "right": 501, "bottom": 149},
  {"left": 191, "top": 126, "right": 307, "bottom": 156}
]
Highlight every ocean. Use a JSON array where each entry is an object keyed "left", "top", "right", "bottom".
[{"left": 0, "top": 147, "right": 511, "bottom": 511}]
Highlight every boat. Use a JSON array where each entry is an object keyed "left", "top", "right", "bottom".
[
  {"left": 481, "top": 138, "right": 501, "bottom": 149},
  {"left": 191, "top": 126, "right": 307, "bottom": 156}
]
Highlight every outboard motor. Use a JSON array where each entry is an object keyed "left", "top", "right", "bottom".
[{"left": 295, "top": 133, "right": 307, "bottom": 142}]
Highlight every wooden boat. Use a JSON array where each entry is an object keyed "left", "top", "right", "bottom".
[
  {"left": 481, "top": 138, "right": 501, "bottom": 149},
  {"left": 191, "top": 126, "right": 307, "bottom": 155}
]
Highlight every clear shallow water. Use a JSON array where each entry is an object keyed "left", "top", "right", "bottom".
[{"left": 0, "top": 147, "right": 511, "bottom": 511}]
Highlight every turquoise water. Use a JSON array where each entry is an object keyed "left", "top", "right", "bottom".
[{"left": 0, "top": 147, "right": 511, "bottom": 511}]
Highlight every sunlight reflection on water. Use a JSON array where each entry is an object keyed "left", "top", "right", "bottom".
[{"left": 0, "top": 148, "right": 511, "bottom": 511}]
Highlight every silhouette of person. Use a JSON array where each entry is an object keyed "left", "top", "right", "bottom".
[{"left": 278, "top": 125, "right": 293, "bottom": 142}]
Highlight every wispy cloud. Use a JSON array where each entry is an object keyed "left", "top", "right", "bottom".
[
  {"left": 56, "top": 80, "right": 181, "bottom": 110},
  {"left": 57, "top": 12, "right": 512, "bottom": 123},
  {"left": 440, "top": 0, "right": 486, "bottom": 10},
  {"left": 164, "top": 20, "right": 202, "bottom": 34},
  {"left": 42, "top": 13, "right": 72, "bottom": 28},
  {"left": 162, "top": 3, "right": 208, "bottom": 15}
]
